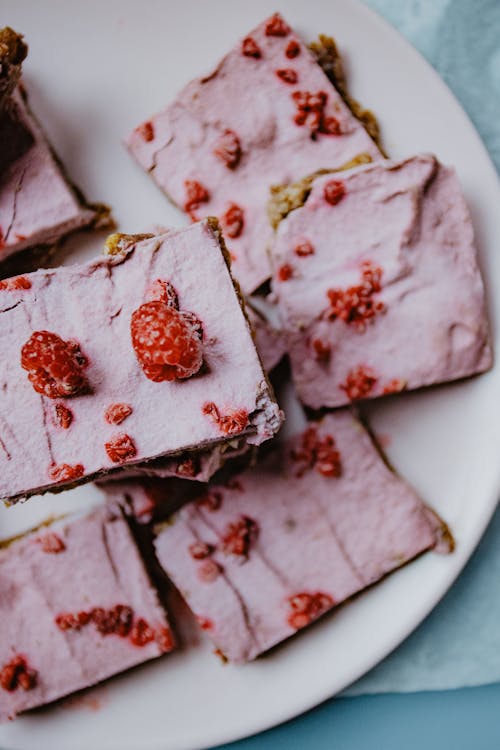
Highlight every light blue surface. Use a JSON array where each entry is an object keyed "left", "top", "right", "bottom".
[{"left": 219, "top": 0, "right": 500, "bottom": 746}]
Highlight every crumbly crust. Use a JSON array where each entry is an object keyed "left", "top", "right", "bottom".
[{"left": 0, "top": 27, "right": 27, "bottom": 110}]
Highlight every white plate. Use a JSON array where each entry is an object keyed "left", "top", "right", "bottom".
[{"left": 1, "top": 1, "right": 500, "bottom": 748}]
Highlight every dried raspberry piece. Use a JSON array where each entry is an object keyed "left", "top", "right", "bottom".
[
  {"left": 16, "top": 668, "right": 37, "bottom": 691},
  {"left": 312, "top": 339, "right": 331, "bottom": 363},
  {"left": 189, "top": 541, "right": 213, "bottom": 560},
  {"left": 48, "top": 463, "right": 84, "bottom": 483},
  {"left": 321, "top": 116, "right": 341, "bottom": 135},
  {"left": 287, "top": 591, "right": 334, "bottom": 630},
  {"left": 276, "top": 68, "right": 298, "bottom": 84},
  {"left": 221, "top": 516, "right": 258, "bottom": 557},
  {"left": 197, "top": 559, "right": 222, "bottom": 583},
  {"left": 21, "top": 330, "right": 89, "bottom": 399},
  {"left": 105, "top": 433, "right": 137, "bottom": 463},
  {"left": 156, "top": 626, "right": 175, "bottom": 652},
  {"left": 382, "top": 378, "right": 407, "bottom": 395},
  {"left": 295, "top": 240, "right": 314, "bottom": 257},
  {"left": 324, "top": 180, "right": 345, "bottom": 205},
  {"left": 0, "top": 275, "right": 31, "bottom": 291},
  {"left": 137, "top": 121, "right": 154, "bottom": 142},
  {"left": 213, "top": 129, "right": 242, "bottom": 169},
  {"left": 148, "top": 279, "right": 179, "bottom": 307},
  {"left": 241, "top": 36, "right": 261, "bottom": 58},
  {"left": 292, "top": 90, "right": 327, "bottom": 135},
  {"left": 291, "top": 426, "right": 341, "bottom": 478},
  {"left": 326, "top": 262, "right": 384, "bottom": 331},
  {"left": 0, "top": 655, "right": 37, "bottom": 692},
  {"left": 202, "top": 401, "right": 249, "bottom": 436},
  {"left": 340, "top": 365, "right": 377, "bottom": 401},
  {"left": 92, "top": 604, "right": 134, "bottom": 637},
  {"left": 221, "top": 203, "right": 244, "bottom": 238},
  {"left": 55, "top": 403, "right": 73, "bottom": 429},
  {"left": 285, "top": 39, "right": 301, "bottom": 58},
  {"left": 131, "top": 301, "right": 203, "bottom": 382},
  {"left": 105, "top": 403, "right": 133, "bottom": 425},
  {"left": 277, "top": 263, "right": 294, "bottom": 281},
  {"left": 176, "top": 457, "right": 198, "bottom": 477},
  {"left": 184, "top": 179, "right": 210, "bottom": 220},
  {"left": 265, "top": 13, "right": 290, "bottom": 36},
  {"left": 196, "top": 489, "right": 223, "bottom": 511},
  {"left": 129, "top": 617, "right": 155, "bottom": 647},
  {"left": 36, "top": 532, "right": 66, "bottom": 554},
  {"left": 55, "top": 612, "right": 82, "bottom": 631},
  {"left": 196, "top": 616, "right": 213, "bottom": 631}
]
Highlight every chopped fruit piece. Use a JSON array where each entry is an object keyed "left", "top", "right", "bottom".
[
  {"left": 285, "top": 39, "right": 300, "bottom": 58},
  {"left": 197, "top": 559, "right": 222, "bottom": 583},
  {"left": 276, "top": 68, "right": 298, "bottom": 84},
  {"left": 196, "top": 616, "right": 213, "bottom": 631},
  {"left": 189, "top": 541, "right": 213, "bottom": 560},
  {"left": 54, "top": 403, "right": 73, "bottom": 429},
  {"left": 221, "top": 516, "right": 258, "bottom": 557},
  {"left": 291, "top": 425, "right": 341, "bottom": 478},
  {"left": 323, "top": 179, "right": 345, "bottom": 205},
  {"left": 265, "top": 13, "right": 290, "bottom": 36},
  {"left": 312, "top": 339, "right": 331, "bottom": 363},
  {"left": 0, "top": 275, "right": 31, "bottom": 290},
  {"left": 325, "top": 261, "right": 385, "bottom": 331},
  {"left": 277, "top": 263, "right": 294, "bottom": 281},
  {"left": 241, "top": 36, "right": 261, "bottom": 58},
  {"left": 129, "top": 618, "right": 155, "bottom": 647},
  {"left": 36, "top": 532, "right": 66, "bottom": 554},
  {"left": 292, "top": 90, "right": 327, "bottom": 135},
  {"left": 137, "top": 121, "right": 154, "bottom": 142},
  {"left": 105, "top": 403, "right": 133, "bottom": 425},
  {"left": 156, "top": 626, "right": 175, "bottom": 652},
  {"left": 21, "top": 331, "right": 88, "bottom": 399},
  {"left": 48, "top": 463, "right": 84, "bottom": 483},
  {"left": 221, "top": 203, "right": 244, "bottom": 238},
  {"left": 183, "top": 179, "right": 209, "bottom": 220},
  {"left": 294, "top": 240, "right": 314, "bottom": 257},
  {"left": 340, "top": 365, "right": 377, "bottom": 401},
  {"left": 287, "top": 592, "right": 334, "bottom": 629},
  {"left": 202, "top": 402, "right": 249, "bottom": 436},
  {"left": 382, "top": 378, "right": 407, "bottom": 395},
  {"left": 105, "top": 434, "right": 137, "bottom": 464},
  {"left": 0, "top": 656, "right": 37, "bottom": 693},
  {"left": 213, "top": 129, "right": 242, "bottom": 169}
]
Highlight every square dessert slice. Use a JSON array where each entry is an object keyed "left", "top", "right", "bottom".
[
  {"left": 126, "top": 13, "right": 382, "bottom": 294},
  {"left": 152, "top": 412, "right": 449, "bottom": 663},
  {"left": 0, "top": 221, "right": 282, "bottom": 503},
  {"left": 269, "top": 155, "right": 492, "bottom": 409},
  {"left": 0, "top": 27, "right": 103, "bottom": 266},
  {"left": 0, "top": 505, "right": 173, "bottom": 722}
]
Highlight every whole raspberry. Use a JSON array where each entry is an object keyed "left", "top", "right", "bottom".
[
  {"left": 131, "top": 301, "right": 203, "bottom": 382},
  {"left": 21, "top": 331, "right": 88, "bottom": 399}
]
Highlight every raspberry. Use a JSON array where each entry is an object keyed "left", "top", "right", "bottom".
[
  {"left": 277, "top": 263, "right": 294, "bottom": 281},
  {"left": 321, "top": 116, "right": 341, "bottom": 135},
  {"left": 265, "top": 13, "right": 290, "bottom": 36},
  {"left": 311, "top": 339, "right": 331, "bottom": 363},
  {"left": 184, "top": 179, "right": 210, "bottom": 220},
  {"left": 213, "top": 129, "right": 242, "bottom": 169},
  {"left": 326, "top": 262, "right": 384, "bottom": 331},
  {"left": 221, "top": 516, "right": 258, "bottom": 557},
  {"left": 292, "top": 90, "right": 327, "bottom": 135},
  {"left": 176, "top": 457, "right": 198, "bottom": 477},
  {"left": 291, "top": 426, "right": 341, "bottom": 479},
  {"left": 0, "top": 275, "right": 31, "bottom": 291},
  {"left": 242, "top": 36, "right": 261, "bottom": 58},
  {"left": 55, "top": 612, "right": 82, "bottom": 631},
  {"left": 36, "top": 532, "right": 66, "bottom": 554},
  {"left": 105, "top": 433, "right": 137, "bottom": 463},
  {"left": 276, "top": 68, "right": 298, "bottom": 84},
  {"left": 287, "top": 592, "right": 333, "bottom": 630},
  {"left": 196, "top": 616, "right": 213, "bottom": 631},
  {"left": 105, "top": 403, "right": 133, "bottom": 425},
  {"left": 92, "top": 604, "right": 133, "bottom": 637},
  {"left": 129, "top": 617, "right": 155, "bottom": 647},
  {"left": 382, "top": 378, "right": 407, "bottom": 395},
  {"left": 55, "top": 403, "right": 73, "bottom": 429},
  {"left": 202, "top": 402, "right": 248, "bottom": 436},
  {"left": 323, "top": 180, "right": 345, "bottom": 205},
  {"left": 221, "top": 203, "right": 244, "bottom": 238},
  {"left": 189, "top": 541, "right": 213, "bottom": 560},
  {"left": 285, "top": 39, "right": 301, "bottom": 58},
  {"left": 48, "top": 463, "right": 84, "bottom": 483},
  {"left": 21, "top": 331, "right": 89, "bottom": 399},
  {"left": 197, "top": 559, "right": 221, "bottom": 583},
  {"left": 0, "top": 655, "right": 37, "bottom": 692},
  {"left": 136, "top": 121, "right": 154, "bottom": 142},
  {"left": 148, "top": 279, "right": 179, "bottom": 307},
  {"left": 294, "top": 240, "right": 314, "bottom": 257},
  {"left": 156, "top": 626, "right": 175, "bottom": 652},
  {"left": 339, "top": 365, "right": 377, "bottom": 401},
  {"left": 131, "top": 301, "right": 203, "bottom": 382}
]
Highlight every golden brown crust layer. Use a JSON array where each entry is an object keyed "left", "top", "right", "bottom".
[
  {"left": 0, "top": 27, "right": 27, "bottom": 67},
  {"left": 104, "top": 232, "right": 155, "bottom": 256}
]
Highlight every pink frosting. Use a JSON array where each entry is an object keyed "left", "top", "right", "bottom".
[
  {"left": 153, "top": 411, "right": 444, "bottom": 663},
  {"left": 0, "top": 505, "right": 171, "bottom": 722},
  {"left": 0, "top": 91, "right": 96, "bottom": 262},
  {"left": 126, "top": 13, "right": 381, "bottom": 294},
  {"left": 271, "top": 155, "right": 492, "bottom": 408},
  {"left": 0, "top": 221, "right": 282, "bottom": 502}
]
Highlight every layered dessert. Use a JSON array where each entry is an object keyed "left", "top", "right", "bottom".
[
  {"left": 0, "top": 221, "right": 282, "bottom": 503},
  {"left": 126, "top": 13, "right": 382, "bottom": 293},
  {"left": 0, "top": 505, "right": 173, "bottom": 722},
  {"left": 151, "top": 412, "right": 451, "bottom": 662},
  {"left": 269, "top": 155, "right": 492, "bottom": 408}
]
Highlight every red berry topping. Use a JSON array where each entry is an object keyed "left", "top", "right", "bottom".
[
  {"left": 202, "top": 402, "right": 249, "bottom": 436},
  {"left": 92, "top": 604, "right": 134, "bottom": 637},
  {"left": 196, "top": 489, "right": 223, "bottom": 511},
  {"left": 0, "top": 655, "right": 37, "bottom": 692},
  {"left": 340, "top": 365, "right": 377, "bottom": 401},
  {"left": 276, "top": 68, "right": 298, "bottom": 84},
  {"left": 137, "top": 121, "right": 155, "bottom": 142},
  {"left": 221, "top": 516, "right": 258, "bottom": 557},
  {"left": 285, "top": 39, "right": 301, "bottom": 58},
  {"left": 221, "top": 203, "right": 244, "bottom": 238},
  {"left": 54, "top": 403, "right": 73, "bottom": 429},
  {"left": 156, "top": 626, "right": 175, "bottom": 653},
  {"left": 131, "top": 301, "right": 203, "bottom": 382},
  {"left": 242, "top": 36, "right": 261, "bottom": 58},
  {"left": 324, "top": 179, "right": 346, "bottom": 205},
  {"left": 292, "top": 90, "right": 327, "bottom": 135},
  {"left": 326, "top": 261, "right": 384, "bottom": 331},
  {"left": 196, "top": 616, "right": 214, "bottom": 631},
  {"left": 291, "top": 426, "right": 342, "bottom": 479},
  {"left": 321, "top": 116, "right": 341, "bottom": 135},
  {"left": 48, "top": 463, "right": 84, "bottom": 483},
  {"left": 213, "top": 129, "right": 242, "bottom": 169},
  {"left": 36, "top": 532, "right": 66, "bottom": 554},
  {"left": 176, "top": 457, "right": 198, "bottom": 477},
  {"left": 129, "top": 617, "right": 155, "bottom": 647},
  {"left": 197, "top": 559, "right": 222, "bottom": 583},
  {"left": 184, "top": 179, "right": 210, "bottom": 220},
  {"left": 105, "top": 403, "right": 133, "bottom": 425},
  {"left": 148, "top": 279, "right": 179, "bottom": 307},
  {"left": 277, "top": 263, "right": 294, "bottom": 281},
  {"left": 189, "top": 541, "right": 213, "bottom": 560},
  {"left": 105, "top": 433, "right": 137, "bottom": 463},
  {"left": 21, "top": 331, "right": 89, "bottom": 399},
  {"left": 382, "top": 378, "right": 407, "bottom": 395},
  {"left": 265, "top": 13, "right": 290, "bottom": 36},
  {"left": 0, "top": 275, "right": 31, "bottom": 291},
  {"left": 287, "top": 592, "right": 333, "bottom": 630},
  {"left": 294, "top": 240, "right": 314, "bottom": 257},
  {"left": 311, "top": 339, "right": 331, "bottom": 363}
]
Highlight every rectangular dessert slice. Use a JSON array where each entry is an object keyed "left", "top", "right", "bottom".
[
  {"left": 126, "top": 13, "right": 382, "bottom": 294},
  {"left": 0, "top": 505, "right": 173, "bottom": 722},
  {"left": 152, "top": 412, "right": 449, "bottom": 663},
  {"left": 0, "top": 221, "right": 282, "bottom": 503},
  {"left": 0, "top": 27, "right": 102, "bottom": 266},
  {"left": 269, "top": 155, "right": 492, "bottom": 408}
]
